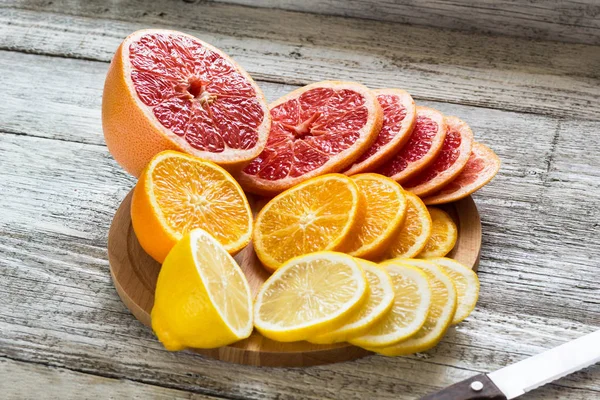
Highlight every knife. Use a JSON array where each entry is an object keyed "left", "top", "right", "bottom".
[{"left": 421, "top": 330, "right": 600, "bottom": 399}]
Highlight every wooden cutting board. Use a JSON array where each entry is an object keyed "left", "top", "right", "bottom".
[{"left": 108, "top": 190, "right": 481, "bottom": 367}]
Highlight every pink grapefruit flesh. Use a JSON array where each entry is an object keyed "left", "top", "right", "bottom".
[
  {"left": 103, "top": 29, "right": 271, "bottom": 177},
  {"left": 237, "top": 81, "right": 383, "bottom": 195},
  {"left": 376, "top": 106, "right": 447, "bottom": 183},
  {"left": 343, "top": 89, "right": 416, "bottom": 175},
  {"left": 403, "top": 116, "right": 474, "bottom": 197},
  {"left": 422, "top": 142, "right": 500, "bottom": 205}
]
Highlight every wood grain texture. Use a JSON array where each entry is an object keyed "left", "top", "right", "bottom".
[
  {"left": 0, "top": 357, "right": 220, "bottom": 399},
  {"left": 212, "top": 0, "right": 600, "bottom": 46},
  {"left": 107, "top": 191, "right": 480, "bottom": 367},
  {"left": 0, "top": 2, "right": 599, "bottom": 121}
]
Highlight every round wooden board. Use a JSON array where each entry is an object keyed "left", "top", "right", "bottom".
[{"left": 108, "top": 190, "right": 481, "bottom": 367}]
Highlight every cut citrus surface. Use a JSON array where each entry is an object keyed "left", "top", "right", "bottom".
[
  {"left": 253, "top": 174, "right": 362, "bottom": 271},
  {"left": 103, "top": 29, "right": 270, "bottom": 177},
  {"left": 369, "top": 259, "right": 456, "bottom": 356},
  {"left": 253, "top": 251, "right": 368, "bottom": 342},
  {"left": 423, "top": 142, "right": 501, "bottom": 205},
  {"left": 377, "top": 106, "right": 447, "bottom": 183},
  {"left": 403, "top": 116, "right": 473, "bottom": 197},
  {"left": 383, "top": 192, "right": 432, "bottom": 259},
  {"left": 428, "top": 257, "right": 479, "bottom": 324},
  {"left": 309, "top": 259, "right": 395, "bottom": 344},
  {"left": 344, "top": 89, "right": 416, "bottom": 175},
  {"left": 131, "top": 150, "right": 252, "bottom": 263},
  {"left": 151, "top": 228, "right": 253, "bottom": 350},
  {"left": 418, "top": 208, "right": 457, "bottom": 258},
  {"left": 342, "top": 174, "right": 407, "bottom": 260},
  {"left": 237, "top": 81, "right": 383, "bottom": 195},
  {"left": 349, "top": 261, "right": 431, "bottom": 348}
]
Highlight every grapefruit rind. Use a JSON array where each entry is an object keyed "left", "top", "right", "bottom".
[{"left": 103, "top": 29, "right": 271, "bottom": 177}]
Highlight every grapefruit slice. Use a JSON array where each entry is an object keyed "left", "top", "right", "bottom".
[
  {"left": 103, "top": 29, "right": 271, "bottom": 177},
  {"left": 377, "top": 106, "right": 447, "bottom": 183},
  {"left": 403, "top": 116, "right": 473, "bottom": 197},
  {"left": 237, "top": 81, "right": 383, "bottom": 195},
  {"left": 343, "top": 89, "right": 416, "bottom": 175},
  {"left": 422, "top": 142, "right": 500, "bottom": 205}
]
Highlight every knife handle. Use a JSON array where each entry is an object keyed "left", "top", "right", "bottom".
[{"left": 420, "top": 373, "right": 507, "bottom": 400}]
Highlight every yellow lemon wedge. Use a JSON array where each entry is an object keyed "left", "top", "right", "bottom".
[
  {"left": 308, "top": 259, "right": 395, "bottom": 344},
  {"left": 253, "top": 252, "right": 368, "bottom": 342},
  {"left": 349, "top": 261, "right": 431, "bottom": 348},
  {"left": 428, "top": 257, "right": 479, "bottom": 324},
  {"left": 151, "top": 228, "right": 253, "bottom": 351},
  {"left": 418, "top": 207, "right": 457, "bottom": 258},
  {"left": 369, "top": 259, "right": 457, "bottom": 356}
]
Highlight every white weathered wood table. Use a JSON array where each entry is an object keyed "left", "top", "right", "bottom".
[{"left": 0, "top": 1, "right": 599, "bottom": 398}]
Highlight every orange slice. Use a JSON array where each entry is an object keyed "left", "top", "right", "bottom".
[
  {"left": 344, "top": 89, "right": 416, "bottom": 175},
  {"left": 237, "top": 81, "right": 383, "bottom": 195},
  {"left": 253, "top": 174, "right": 363, "bottom": 271},
  {"left": 377, "top": 106, "right": 447, "bottom": 183},
  {"left": 422, "top": 142, "right": 500, "bottom": 205},
  {"left": 131, "top": 150, "right": 253, "bottom": 263},
  {"left": 383, "top": 192, "right": 432, "bottom": 259},
  {"left": 103, "top": 29, "right": 271, "bottom": 177},
  {"left": 403, "top": 116, "right": 473, "bottom": 197},
  {"left": 341, "top": 174, "right": 407, "bottom": 260},
  {"left": 418, "top": 208, "right": 457, "bottom": 258}
]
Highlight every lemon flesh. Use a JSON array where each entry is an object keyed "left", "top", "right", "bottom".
[
  {"left": 254, "top": 251, "right": 368, "bottom": 342},
  {"left": 151, "top": 228, "right": 253, "bottom": 351}
]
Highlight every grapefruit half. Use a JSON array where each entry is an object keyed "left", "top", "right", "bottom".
[
  {"left": 377, "top": 106, "right": 447, "bottom": 183},
  {"left": 102, "top": 29, "right": 271, "bottom": 177},
  {"left": 422, "top": 142, "right": 500, "bottom": 205},
  {"left": 403, "top": 116, "right": 474, "bottom": 197},
  {"left": 343, "top": 89, "right": 416, "bottom": 175},
  {"left": 237, "top": 81, "right": 383, "bottom": 195}
]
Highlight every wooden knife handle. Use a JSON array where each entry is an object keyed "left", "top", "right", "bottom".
[{"left": 420, "top": 374, "right": 507, "bottom": 400}]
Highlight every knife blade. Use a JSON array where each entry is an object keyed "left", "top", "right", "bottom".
[{"left": 421, "top": 330, "right": 600, "bottom": 400}]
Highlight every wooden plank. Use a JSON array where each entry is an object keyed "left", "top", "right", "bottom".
[
  {"left": 211, "top": 0, "right": 600, "bottom": 46},
  {"left": 0, "top": 3, "right": 599, "bottom": 121},
  {"left": 0, "top": 129, "right": 599, "bottom": 397},
  {"left": 0, "top": 357, "right": 220, "bottom": 399}
]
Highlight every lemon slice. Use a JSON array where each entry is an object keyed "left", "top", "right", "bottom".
[
  {"left": 151, "top": 228, "right": 253, "bottom": 351},
  {"left": 370, "top": 259, "right": 457, "bottom": 356},
  {"left": 428, "top": 257, "right": 479, "bottom": 324},
  {"left": 309, "top": 259, "right": 395, "bottom": 344},
  {"left": 254, "top": 251, "right": 368, "bottom": 342},
  {"left": 349, "top": 261, "right": 431, "bottom": 348}
]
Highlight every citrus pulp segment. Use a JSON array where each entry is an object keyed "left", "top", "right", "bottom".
[
  {"left": 309, "top": 259, "right": 395, "bottom": 344},
  {"left": 383, "top": 192, "right": 432, "bottom": 259},
  {"left": 131, "top": 150, "right": 252, "bottom": 263},
  {"left": 253, "top": 174, "right": 363, "bottom": 271},
  {"left": 237, "top": 81, "right": 383, "bottom": 195},
  {"left": 428, "top": 257, "right": 479, "bottom": 324},
  {"left": 342, "top": 174, "right": 407, "bottom": 260},
  {"left": 151, "top": 228, "right": 253, "bottom": 350},
  {"left": 377, "top": 106, "right": 447, "bottom": 183},
  {"left": 403, "top": 116, "right": 473, "bottom": 197},
  {"left": 369, "top": 259, "right": 456, "bottom": 356},
  {"left": 422, "top": 142, "right": 501, "bottom": 205},
  {"left": 344, "top": 89, "right": 416, "bottom": 175},
  {"left": 349, "top": 261, "right": 432, "bottom": 348},
  {"left": 102, "top": 29, "right": 271, "bottom": 177},
  {"left": 418, "top": 208, "right": 457, "bottom": 258},
  {"left": 253, "top": 252, "right": 368, "bottom": 342}
]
